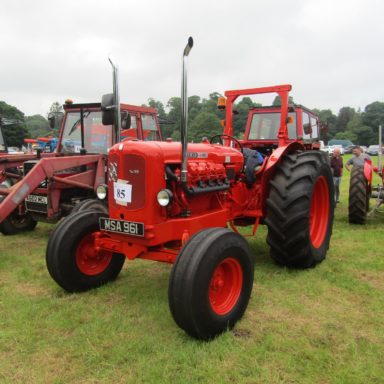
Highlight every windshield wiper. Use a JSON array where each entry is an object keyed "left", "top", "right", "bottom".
[{"left": 68, "top": 111, "right": 91, "bottom": 136}]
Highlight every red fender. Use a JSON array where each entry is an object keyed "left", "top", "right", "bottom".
[{"left": 364, "top": 159, "right": 373, "bottom": 189}]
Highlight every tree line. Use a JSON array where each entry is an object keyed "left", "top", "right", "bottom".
[{"left": 1, "top": 95, "right": 384, "bottom": 147}]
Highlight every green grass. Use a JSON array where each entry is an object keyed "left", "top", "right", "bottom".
[{"left": 0, "top": 154, "right": 383, "bottom": 383}]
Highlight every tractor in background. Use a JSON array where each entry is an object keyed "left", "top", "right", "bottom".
[
  {"left": 0, "top": 117, "right": 55, "bottom": 233},
  {"left": 0, "top": 60, "right": 162, "bottom": 235},
  {"left": 348, "top": 126, "right": 384, "bottom": 224},
  {"left": 45, "top": 38, "right": 334, "bottom": 340},
  {"left": 23, "top": 137, "right": 58, "bottom": 153}
]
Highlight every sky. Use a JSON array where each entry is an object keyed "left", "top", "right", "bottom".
[{"left": 1, "top": 0, "right": 383, "bottom": 117}]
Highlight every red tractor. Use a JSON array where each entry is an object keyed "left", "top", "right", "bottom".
[
  {"left": 348, "top": 126, "right": 383, "bottom": 224},
  {"left": 45, "top": 38, "right": 334, "bottom": 340},
  {"left": 0, "top": 61, "right": 162, "bottom": 235}
]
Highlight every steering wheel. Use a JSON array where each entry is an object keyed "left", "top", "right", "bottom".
[{"left": 209, "top": 134, "right": 243, "bottom": 154}]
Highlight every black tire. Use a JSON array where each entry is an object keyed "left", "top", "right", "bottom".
[
  {"left": 0, "top": 211, "right": 37, "bottom": 235},
  {"left": 266, "top": 151, "right": 334, "bottom": 268},
  {"left": 46, "top": 210, "right": 125, "bottom": 292},
  {"left": 348, "top": 166, "right": 370, "bottom": 224},
  {"left": 168, "top": 227, "right": 254, "bottom": 340},
  {"left": 71, "top": 198, "right": 108, "bottom": 215}
]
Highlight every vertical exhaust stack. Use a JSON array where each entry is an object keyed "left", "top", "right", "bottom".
[
  {"left": 108, "top": 57, "right": 121, "bottom": 143},
  {"left": 180, "top": 37, "right": 194, "bottom": 185}
]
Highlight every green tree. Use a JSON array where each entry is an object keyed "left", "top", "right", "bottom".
[
  {"left": 345, "top": 114, "right": 375, "bottom": 145},
  {"left": 167, "top": 97, "right": 182, "bottom": 140},
  {"left": 188, "top": 112, "right": 222, "bottom": 142},
  {"left": 146, "top": 98, "right": 166, "bottom": 119},
  {"left": 336, "top": 106, "right": 355, "bottom": 133},
  {"left": 25, "top": 115, "right": 50, "bottom": 139},
  {"left": 0, "top": 101, "right": 28, "bottom": 147},
  {"left": 272, "top": 95, "right": 294, "bottom": 106},
  {"left": 313, "top": 108, "right": 337, "bottom": 142},
  {"left": 362, "top": 101, "right": 384, "bottom": 142},
  {"left": 47, "top": 101, "right": 63, "bottom": 118},
  {"left": 334, "top": 131, "right": 357, "bottom": 142}
]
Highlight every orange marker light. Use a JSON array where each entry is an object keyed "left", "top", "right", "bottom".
[{"left": 217, "top": 97, "right": 226, "bottom": 110}]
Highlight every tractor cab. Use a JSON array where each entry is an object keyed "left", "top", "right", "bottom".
[
  {"left": 58, "top": 103, "right": 161, "bottom": 155},
  {"left": 243, "top": 105, "right": 321, "bottom": 156}
]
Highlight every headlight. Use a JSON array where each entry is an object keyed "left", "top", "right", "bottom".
[
  {"left": 96, "top": 184, "right": 108, "bottom": 200},
  {"left": 157, "top": 189, "right": 173, "bottom": 207}
]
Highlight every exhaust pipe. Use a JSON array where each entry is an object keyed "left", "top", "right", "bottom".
[
  {"left": 180, "top": 37, "right": 193, "bottom": 184},
  {"left": 108, "top": 56, "right": 121, "bottom": 143}
]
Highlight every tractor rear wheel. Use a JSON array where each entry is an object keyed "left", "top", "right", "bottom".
[
  {"left": 46, "top": 211, "right": 125, "bottom": 292},
  {"left": 348, "top": 166, "right": 370, "bottom": 224},
  {"left": 168, "top": 228, "right": 254, "bottom": 340},
  {"left": 266, "top": 151, "right": 334, "bottom": 268}
]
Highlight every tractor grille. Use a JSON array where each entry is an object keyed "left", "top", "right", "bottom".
[
  {"left": 25, "top": 194, "right": 48, "bottom": 214},
  {"left": 108, "top": 153, "right": 146, "bottom": 211},
  {"left": 121, "top": 154, "right": 146, "bottom": 210}
]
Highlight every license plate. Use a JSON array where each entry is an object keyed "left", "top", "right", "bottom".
[
  {"left": 26, "top": 194, "right": 48, "bottom": 204},
  {"left": 99, "top": 218, "right": 144, "bottom": 237}
]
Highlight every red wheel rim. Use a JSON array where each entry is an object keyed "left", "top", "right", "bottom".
[
  {"left": 209, "top": 257, "right": 243, "bottom": 315},
  {"left": 309, "top": 176, "right": 330, "bottom": 248},
  {"left": 76, "top": 232, "right": 112, "bottom": 276}
]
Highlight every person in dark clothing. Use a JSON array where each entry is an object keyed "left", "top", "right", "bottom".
[{"left": 330, "top": 147, "right": 343, "bottom": 203}]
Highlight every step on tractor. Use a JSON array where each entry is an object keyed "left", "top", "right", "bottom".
[
  {"left": 0, "top": 60, "right": 162, "bottom": 235},
  {"left": 46, "top": 38, "right": 334, "bottom": 340},
  {"left": 348, "top": 126, "right": 384, "bottom": 224}
]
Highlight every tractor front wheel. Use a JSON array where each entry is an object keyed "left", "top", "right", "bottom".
[
  {"left": 0, "top": 180, "right": 37, "bottom": 235},
  {"left": 168, "top": 228, "right": 254, "bottom": 340},
  {"left": 348, "top": 166, "right": 370, "bottom": 224},
  {"left": 71, "top": 198, "right": 108, "bottom": 215},
  {"left": 266, "top": 151, "right": 334, "bottom": 268},
  {"left": 0, "top": 209, "right": 37, "bottom": 235},
  {"left": 46, "top": 211, "right": 125, "bottom": 292}
]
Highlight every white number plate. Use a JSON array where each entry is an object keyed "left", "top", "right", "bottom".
[
  {"left": 99, "top": 218, "right": 144, "bottom": 237},
  {"left": 26, "top": 195, "right": 48, "bottom": 204}
]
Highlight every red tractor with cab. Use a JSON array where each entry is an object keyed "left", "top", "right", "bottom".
[
  {"left": 0, "top": 60, "right": 162, "bottom": 235},
  {"left": 46, "top": 38, "right": 334, "bottom": 340}
]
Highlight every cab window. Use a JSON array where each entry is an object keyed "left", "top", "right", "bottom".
[
  {"left": 310, "top": 116, "right": 319, "bottom": 139},
  {"left": 302, "top": 112, "right": 311, "bottom": 140},
  {"left": 248, "top": 112, "right": 296, "bottom": 140},
  {"left": 61, "top": 111, "right": 112, "bottom": 154},
  {"left": 142, "top": 114, "right": 160, "bottom": 141}
]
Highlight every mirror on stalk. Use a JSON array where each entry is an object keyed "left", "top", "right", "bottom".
[
  {"left": 101, "top": 93, "right": 115, "bottom": 125},
  {"left": 48, "top": 112, "right": 64, "bottom": 129},
  {"left": 121, "top": 111, "right": 131, "bottom": 129}
]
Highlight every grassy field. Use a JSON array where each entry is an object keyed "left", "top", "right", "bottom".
[{"left": 0, "top": 155, "right": 383, "bottom": 383}]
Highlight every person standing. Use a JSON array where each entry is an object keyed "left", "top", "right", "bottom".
[
  {"left": 330, "top": 147, "right": 343, "bottom": 203},
  {"left": 345, "top": 146, "right": 370, "bottom": 171}
]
